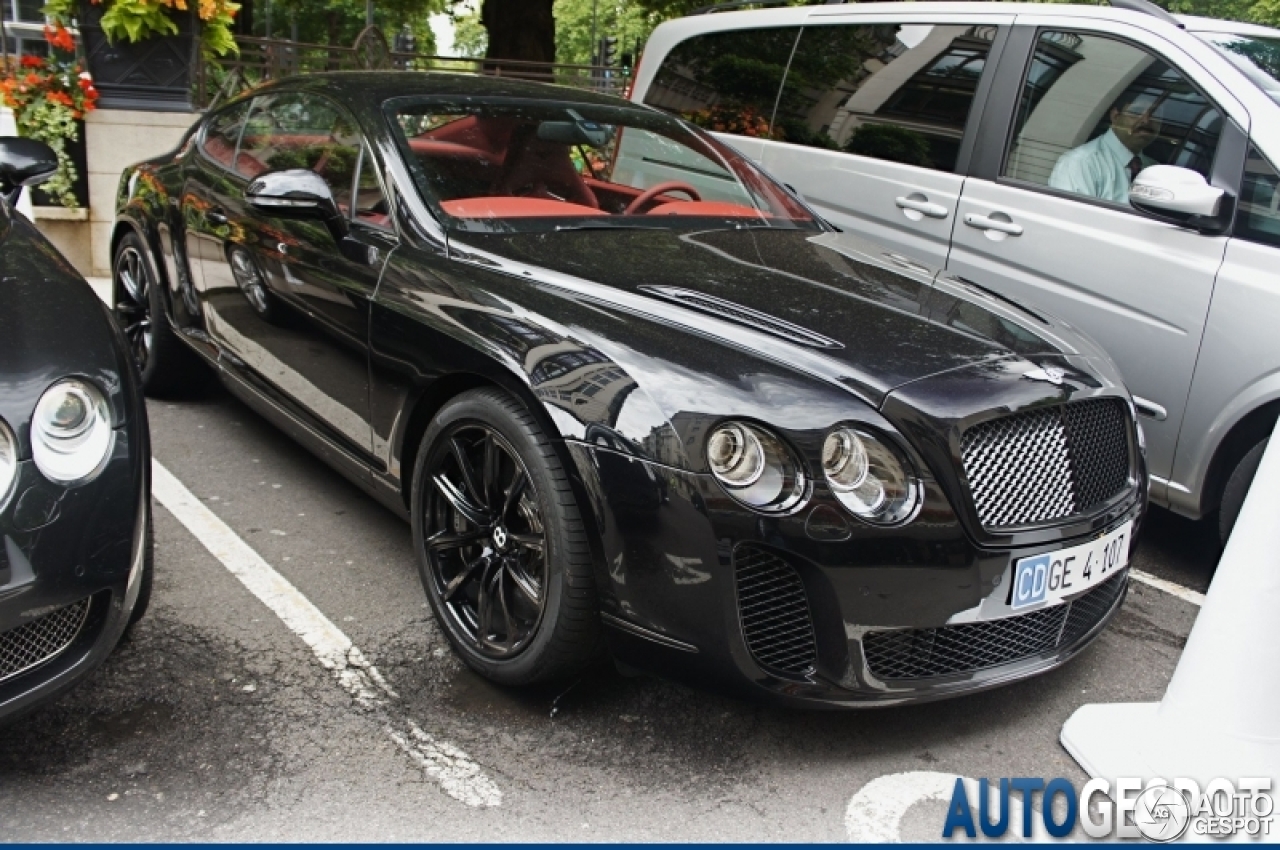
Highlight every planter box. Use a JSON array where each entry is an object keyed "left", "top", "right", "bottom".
[
  {"left": 80, "top": 1, "right": 197, "bottom": 112},
  {"left": 31, "top": 117, "right": 89, "bottom": 208}
]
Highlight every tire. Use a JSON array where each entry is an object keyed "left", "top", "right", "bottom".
[
  {"left": 1219, "top": 438, "right": 1268, "bottom": 546},
  {"left": 113, "top": 231, "right": 202, "bottom": 397},
  {"left": 411, "top": 388, "right": 600, "bottom": 686}
]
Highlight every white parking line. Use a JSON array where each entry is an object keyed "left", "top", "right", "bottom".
[
  {"left": 151, "top": 459, "right": 502, "bottom": 808},
  {"left": 1130, "top": 569, "right": 1205, "bottom": 607}
]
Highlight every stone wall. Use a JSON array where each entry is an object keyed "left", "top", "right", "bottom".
[{"left": 29, "top": 107, "right": 198, "bottom": 279}]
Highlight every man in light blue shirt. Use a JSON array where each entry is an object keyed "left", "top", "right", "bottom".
[{"left": 1048, "top": 90, "right": 1162, "bottom": 205}]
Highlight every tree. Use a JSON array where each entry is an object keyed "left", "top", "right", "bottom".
[{"left": 480, "top": 0, "right": 556, "bottom": 62}]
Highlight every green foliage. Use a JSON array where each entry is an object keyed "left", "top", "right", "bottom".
[
  {"left": 17, "top": 99, "right": 81, "bottom": 206},
  {"left": 553, "top": 0, "right": 660, "bottom": 65},
  {"left": 263, "top": 0, "right": 442, "bottom": 47},
  {"left": 451, "top": 7, "right": 486, "bottom": 57},
  {"left": 844, "top": 123, "right": 932, "bottom": 168}
]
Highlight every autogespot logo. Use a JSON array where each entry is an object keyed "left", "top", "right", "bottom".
[{"left": 941, "top": 776, "right": 1274, "bottom": 841}]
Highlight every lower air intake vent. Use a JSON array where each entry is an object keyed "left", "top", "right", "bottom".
[
  {"left": 734, "top": 544, "right": 818, "bottom": 676},
  {"left": 0, "top": 597, "right": 90, "bottom": 685},
  {"left": 862, "top": 571, "right": 1127, "bottom": 681}
]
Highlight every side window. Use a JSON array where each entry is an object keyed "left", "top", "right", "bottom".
[
  {"left": 239, "top": 93, "right": 362, "bottom": 214},
  {"left": 774, "top": 23, "right": 994, "bottom": 172},
  {"left": 351, "top": 145, "right": 391, "bottom": 229},
  {"left": 1004, "top": 31, "right": 1223, "bottom": 208},
  {"left": 1236, "top": 145, "right": 1280, "bottom": 248},
  {"left": 199, "top": 101, "right": 250, "bottom": 171},
  {"left": 642, "top": 26, "right": 797, "bottom": 137}
]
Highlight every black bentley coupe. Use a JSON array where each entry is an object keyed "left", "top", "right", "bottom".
[
  {"left": 112, "top": 73, "right": 1145, "bottom": 706},
  {"left": 0, "top": 138, "right": 151, "bottom": 725}
]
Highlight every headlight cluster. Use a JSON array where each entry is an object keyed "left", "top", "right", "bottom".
[
  {"left": 31, "top": 379, "right": 114, "bottom": 485},
  {"left": 0, "top": 419, "right": 16, "bottom": 503},
  {"left": 706, "top": 422, "right": 807, "bottom": 513},
  {"left": 821, "top": 426, "right": 920, "bottom": 525},
  {"left": 706, "top": 420, "right": 921, "bottom": 525}
]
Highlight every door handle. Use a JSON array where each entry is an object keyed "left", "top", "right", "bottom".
[
  {"left": 1132, "top": 396, "right": 1168, "bottom": 421},
  {"left": 206, "top": 208, "right": 228, "bottom": 226},
  {"left": 895, "top": 196, "right": 949, "bottom": 219},
  {"left": 964, "top": 213, "right": 1023, "bottom": 236}
]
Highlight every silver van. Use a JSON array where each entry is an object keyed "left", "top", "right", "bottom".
[{"left": 632, "top": 1, "right": 1280, "bottom": 542}]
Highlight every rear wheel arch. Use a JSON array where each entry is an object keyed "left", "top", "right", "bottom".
[{"left": 110, "top": 219, "right": 170, "bottom": 311}]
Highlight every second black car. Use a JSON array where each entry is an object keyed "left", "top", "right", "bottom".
[{"left": 111, "top": 72, "right": 1145, "bottom": 707}]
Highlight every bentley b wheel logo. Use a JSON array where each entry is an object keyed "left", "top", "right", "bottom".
[{"left": 492, "top": 526, "right": 508, "bottom": 549}]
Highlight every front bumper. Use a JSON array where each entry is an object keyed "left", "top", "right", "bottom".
[
  {"left": 568, "top": 441, "right": 1145, "bottom": 708},
  {"left": 0, "top": 426, "right": 149, "bottom": 725}
]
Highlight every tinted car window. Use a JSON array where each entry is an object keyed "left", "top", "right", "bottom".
[
  {"left": 1236, "top": 144, "right": 1280, "bottom": 248},
  {"left": 1004, "top": 31, "right": 1224, "bottom": 207},
  {"left": 240, "top": 92, "right": 364, "bottom": 213},
  {"left": 642, "top": 26, "right": 798, "bottom": 138},
  {"left": 200, "top": 100, "right": 250, "bottom": 171},
  {"left": 772, "top": 23, "right": 994, "bottom": 172},
  {"left": 389, "top": 98, "right": 816, "bottom": 233}
]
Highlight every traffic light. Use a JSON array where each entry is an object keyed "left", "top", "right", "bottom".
[{"left": 600, "top": 36, "right": 618, "bottom": 67}]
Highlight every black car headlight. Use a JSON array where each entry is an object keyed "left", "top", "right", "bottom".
[
  {"left": 822, "top": 426, "right": 921, "bottom": 525},
  {"left": 31, "top": 378, "right": 114, "bottom": 485},
  {"left": 0, "top": 418, "right": 16, "bottom": 503},
  {"left": 707, "top": 422, "right": 806, "bottom": 513}
]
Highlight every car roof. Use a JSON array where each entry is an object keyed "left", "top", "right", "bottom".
[
  {"left": 1179, "top": 14, "right": 1280, "bottom": 38},
  {"left": 243, "top": 70, "right": 635, "bottom": 109}
]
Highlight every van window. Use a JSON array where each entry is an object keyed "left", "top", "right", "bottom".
[
  {"left": 770, "top": 23, "right": 994, "bottom": 173},
  {"left": 1004, "top": 31, "right": 1223, "bottom": 208},
  {"left": 1236, "top": 145, "right": 1280, "bottom": 248},
  {"left": 642, "top": 26, "right": 798, "bottom": 138}
]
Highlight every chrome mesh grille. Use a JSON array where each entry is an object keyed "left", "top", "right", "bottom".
[
  {"left": 0, "top": 598, "right": 90, "bottom": 684},
  {"left": 734, "top": 544, "right": 818, "bottom": 676},
  {"left": 961, "top": 399, "right": 1132, "bottom": 530},
  {"left": 862, "top": 571, "right": 1127, "bottom": 681}
]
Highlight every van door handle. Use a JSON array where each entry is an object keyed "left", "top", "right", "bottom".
[
  {"left": 895, "top": 196, "right": 949, "bottom": 219},
  {"left": 206, "top": 208, "right": 228, "bottom": 226},
  {"left": 1132, "top": 396, "right": 1168, "bottom": 421},
  {"left": 964, "top": 213, "right": 1023, "bottom": 236}
]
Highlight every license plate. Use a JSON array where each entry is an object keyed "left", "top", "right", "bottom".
[{"left": 1010, "top": 521, "right": 1132, "bottom": 610}]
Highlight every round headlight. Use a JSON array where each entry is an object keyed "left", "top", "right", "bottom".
[
  {"left": 706, "top": 422, "right": 806, "bottom": 513},
  {"left": 822, "top": 426, "right": 920, "bottom": 525},
  {"left": 0, "top": 419, "right": 16, "bottom": 503},
  {"left": 32, "top": 379, "right": 114, "bottom": 485}
]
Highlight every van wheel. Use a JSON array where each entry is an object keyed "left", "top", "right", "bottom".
[
  {"left": 1218, "top": 438, "right": 1268, "bottom": 546},
  {"left": 411, "top": 388, "right": 600, "bottom": 686}
]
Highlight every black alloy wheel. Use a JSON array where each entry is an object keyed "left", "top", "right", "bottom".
[
  {"left": 112, "top": 232, "right": 201, "bottom": 396},
  {"left": 412, "top": 389, "right": 600, "bottom": 685},
  {"left": 426, "top": 423, "right": 547, "bottom": 657},
  {"left": 114, "top": 242, "right": 153, "bottom": 374}
]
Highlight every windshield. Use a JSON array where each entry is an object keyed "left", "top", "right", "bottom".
[
  {"left": 1198, "top": 32, "right": 1280, "bottom": 104},
  {"left": 386, "top": 97, "right": 818, "bottom": 233}
]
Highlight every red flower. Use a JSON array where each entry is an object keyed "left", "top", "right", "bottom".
[
  {"left": 43, "top": 23, "right": 75, "bottom": 52},
  {"left": 19, "top": 55, "right": 43, "bottom": 68}
]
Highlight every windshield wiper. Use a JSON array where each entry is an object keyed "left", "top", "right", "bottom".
[{"left": 552, "top": 222, "right": 662, "bottom": 232}]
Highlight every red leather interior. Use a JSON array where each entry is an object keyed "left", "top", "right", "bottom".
[
  {"left": 646, "top": 201, "right": 770, "bottom": 218},
  {"left": 440, "top": 198, "right": 607, "bottom": 218}
]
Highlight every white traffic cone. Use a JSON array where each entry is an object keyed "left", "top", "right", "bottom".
[{"left": 1060, "top": 418, "right": 1280, "bottom": 789}]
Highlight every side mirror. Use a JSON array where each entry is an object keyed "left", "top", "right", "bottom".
[
  {"left": 1130, "top": 165, "right": 1231, "bottom": 233},
  {"left": 0, "top": 137, "right": 58, "bottom": 206},
  {"left": 245, "top": 169, "right": 348, "bottom": 241}
]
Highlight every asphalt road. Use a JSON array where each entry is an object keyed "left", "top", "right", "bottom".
[{"left": 0, "top": 378, "right": 1218, "bottom": 841}]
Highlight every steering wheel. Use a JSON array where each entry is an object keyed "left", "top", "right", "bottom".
[{"left": 624, "top": 181, "right": 702, "bottom": 215}]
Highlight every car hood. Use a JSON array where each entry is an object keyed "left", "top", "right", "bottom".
[
  {"left": 452, "top": 226, "right": 1097, "bottom": 405},
  {"left": 0, "top": 209, "right": 133, "bottom": 450}
]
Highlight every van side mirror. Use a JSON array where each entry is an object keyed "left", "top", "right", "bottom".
[
  {"left": 1130, "top": 165, "right": 1231, "bottom": 234},
  {"left": 0, "top": 137, "right": 58, "bottom": 206},
  {"left": 246, "top": 169, "right": 348, "bottom": 241}
]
